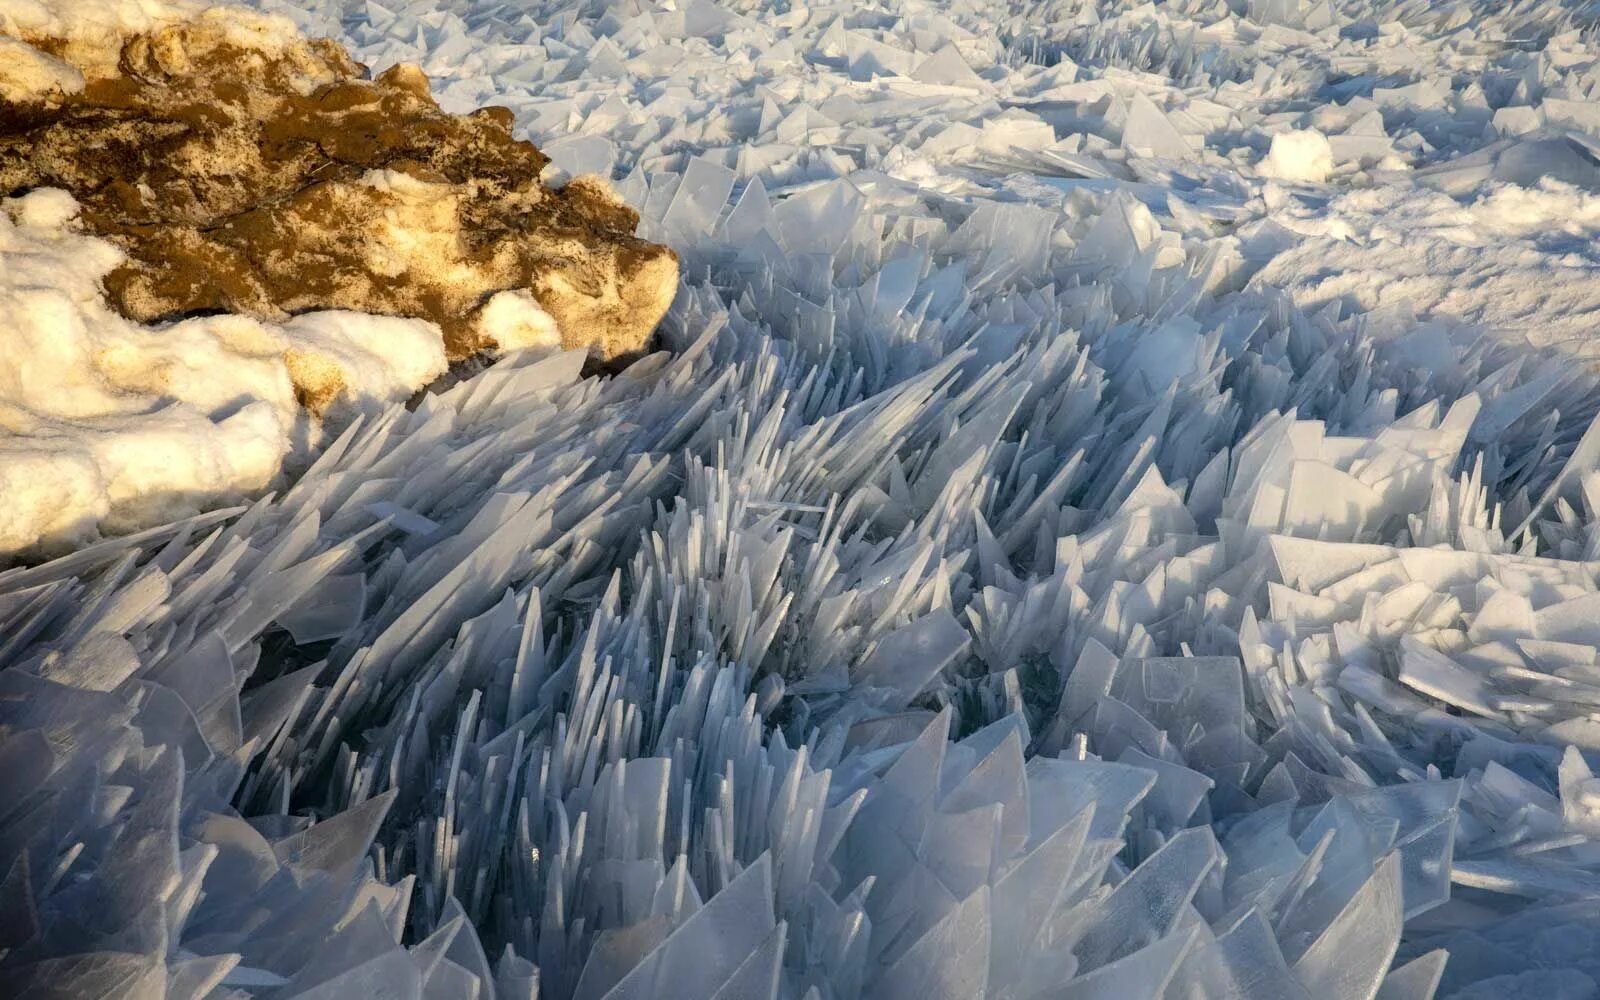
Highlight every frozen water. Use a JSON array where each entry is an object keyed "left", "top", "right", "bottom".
[{"left": 12, "top": 0, "right": 1600, "bottom": 997}]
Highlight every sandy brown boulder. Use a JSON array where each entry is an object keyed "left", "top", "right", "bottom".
[{"left": 0, "top": 8, "right": 678, "bottom": 361}]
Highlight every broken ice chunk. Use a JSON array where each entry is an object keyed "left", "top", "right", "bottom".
[
  {"left": 1121, "top": 94, "right": 1191, "bottom": 160},
  {"left": 854, "top": 611, "right": 970, "bottom": 711}
]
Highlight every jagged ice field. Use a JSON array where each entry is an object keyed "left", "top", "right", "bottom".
[{"left": 12, "top": 0, "right": 1600, "bottom": 997}]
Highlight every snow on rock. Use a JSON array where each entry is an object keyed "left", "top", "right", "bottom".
[
  {"left": 0, "top": 35, "right": 84, "bottom": 103},
  {"left": 0, "top": 2, "right": 678, "bottom": 362},
  {"left": 0, "top": 188, "right": 445, "bottom": 554},
  {"left": 473, "top": 289, "right": 563, "bottom": 353},
  {"left": 0, "top": 0, "right": 301, "bottom": 81},
  {"left": 0, "top": 0, "right": 679, "bottom": 552},
  {"left": 12, "top": 0, "right": 1600, "bottom": 998}
]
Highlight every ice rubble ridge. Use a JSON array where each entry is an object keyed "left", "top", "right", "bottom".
[{"left": 7, "top": 157, "right": 1600, "bottom": 998}]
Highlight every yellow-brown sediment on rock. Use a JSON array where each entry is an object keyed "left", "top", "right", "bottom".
[{"left": 0, "top": 13, "right": 679, "bottom": 361}]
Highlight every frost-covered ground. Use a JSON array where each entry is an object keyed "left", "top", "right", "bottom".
[{"left": 15, "top": 0, "right": 1600, "bottom": 997}]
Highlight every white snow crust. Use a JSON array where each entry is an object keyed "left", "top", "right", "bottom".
[
  {"left": 0, "top": 190, "right": 446, "bottom": 554},
  {"left": 0, "top": 35, "right": 84, "bottom": 102},
  {"left": 13, "top": 1, "right": 1600, "bottom": 999},
  {"left": 0, "top": 0, "right": 303, "bottom": 78}
]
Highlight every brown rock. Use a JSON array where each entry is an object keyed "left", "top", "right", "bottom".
[{"left": 0, "top": 13, "right": 678, "bottom": 361}]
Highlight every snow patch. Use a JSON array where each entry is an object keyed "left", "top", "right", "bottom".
[
  {"left": 0, "top": 0, "right": 301, "bottom": 78},
  {"left": 475, "top": 289, "right": 562, "bottom": 353},
  {"left": 0, "top": 189, "right": 446, "bottom": 555},
  {"left": 1262, "top": 128, "right": 1335, "bottom": 183},
  {"left": 0, "top": 35, "right": 84, "bottom": 102}
]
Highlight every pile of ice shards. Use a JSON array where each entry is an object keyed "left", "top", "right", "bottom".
[{"left": 11, "top": 0, "right": 1600, "bottom": 997}]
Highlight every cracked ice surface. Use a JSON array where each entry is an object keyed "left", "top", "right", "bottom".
[{"left": 13, "top": 0, "right": 1600, "bottom": 998}]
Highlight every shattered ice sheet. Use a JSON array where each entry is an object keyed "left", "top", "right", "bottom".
[{"left": 13, "top": 0, "right": 1600, "bottom": 998}]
